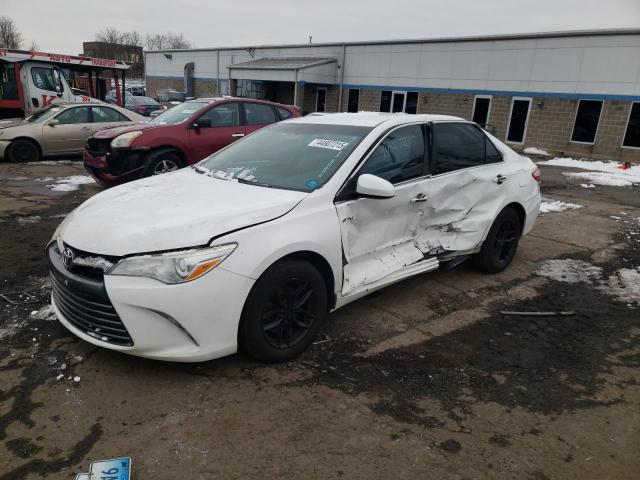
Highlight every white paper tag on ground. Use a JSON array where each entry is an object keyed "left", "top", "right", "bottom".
[{"left": 308, "top": 139, "right": 348, "bottom": 151}]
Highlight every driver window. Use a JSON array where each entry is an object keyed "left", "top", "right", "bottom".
[
  {"left": 55, "top": 107, "right": 90, "bottom": 125},
  {"left": 358, "top": 124, "right": 425, "bottom": 184},
  {"left": 199, "top": 103, "right": 239, "bottom": 127}
]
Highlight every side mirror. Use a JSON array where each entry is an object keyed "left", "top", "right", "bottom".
[
  {"left": 48, "top": 119, "right": 59, "bottom": 126},
  {"left": 191, "top": 118, "right": 211, "bottom": 129},
  {"left": 356, "top": 174, "right": 395, "bottom": 199}
]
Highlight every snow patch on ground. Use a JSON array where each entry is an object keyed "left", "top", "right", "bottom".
[
  {"left": 602, "top": 268, "right": 640, "bottom": 305},
  {"left": 30, "top": 303, "right": 56, "bottom": 321},
  {"left": 523, "top": 147, "right": 550, "bottom": 156},
  {"left": 47, "top": 175, "right": 94, "bottom": 192},
  {"left": 536, "top": 259, "right": 603, "bottom": 284},
  {"left": 563, "top": 171, "right": 638, "bottom": 187},
  {"left": 17, "top": 215, "right": 41, "bottom": 225},
  {"left": 30, "top": 160, "right": 83, "bottom": 165},
  {"left": 539, "top": 199, "right": 583, "bottom": 213},
  {"left": 580, "top": 183, "right": 596, "bottom": 189},
  {"left": 538, "top": 157, "right": 640, "bottom": 187}
]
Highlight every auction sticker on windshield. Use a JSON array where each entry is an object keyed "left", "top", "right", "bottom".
[
  {"left": 89, "top": 457, "right": 131, "bottom": 480},
  {"left": 308, "top": 139, "right": 349, "bottom": 151}
]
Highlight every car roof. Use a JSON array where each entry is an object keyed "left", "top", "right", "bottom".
[{"left": 292, "top": 112, "right": 463, "bottom": 127}]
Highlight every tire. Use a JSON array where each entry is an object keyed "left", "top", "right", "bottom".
[
  {"left": 240, "top": 259, "right": 327, "bottom": 363},
  {"left": 473, "top": 207, "right": 522, "bottom": 274},
  {"left": 7, "top": 139, "right": 41, "bottom": 163},
  {"left": 142, "top": 149, "right": 184, "bottom": 177}
]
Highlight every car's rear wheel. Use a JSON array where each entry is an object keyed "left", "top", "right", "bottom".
[
  {"left": 7, "top": 139, "right": 41, "bottom": 163},
  {"left": 143, "top": 150, "right": 184, "bottom": 177},
  {"left": 240, "top": 259, "right": 327, "bottom": 362},
  {"left": 473, "top": 207, "right": 522, "bottom": 273}
]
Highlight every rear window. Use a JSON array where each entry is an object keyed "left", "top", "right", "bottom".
[
  {"left": 198, "top": 123, "right": 372, "bottom": 192},
  {"left": 277, "top": 107, "right": 292, "bottom": 120}
]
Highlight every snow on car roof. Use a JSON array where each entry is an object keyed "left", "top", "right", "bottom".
[{"left": 293, "top": 112, "right": 463, "bottom": 127}]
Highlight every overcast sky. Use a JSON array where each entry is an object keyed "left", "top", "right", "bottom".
[{"left": 5, "top": 0, "right": 640, "bottom": 53}]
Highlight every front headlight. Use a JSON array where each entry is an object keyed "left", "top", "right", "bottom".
[
  {"left": 111, "top": 131, "right": 143, "bottom": 149},
  {"left": 108, "top": 243, "right": 237, "bottom": 284}
]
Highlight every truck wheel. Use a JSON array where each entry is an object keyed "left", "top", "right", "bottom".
[
  {"left": 143, "top": 150, "right": 184, "bottom": 177},
  {"left": 240, "top": 259, "right": 327, "bottom": 363},
  {"left": 7, "top": 139, "right": 41, "bottom": 163},
  {"left": 473, "top": 207, "right": 522, "bottom": 274}
]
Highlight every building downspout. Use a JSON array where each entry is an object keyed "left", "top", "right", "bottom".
[
  {"left": 338, "top": 43, "right": 346, "bottom": 112},
  {"left": 294, "top": 68, "right": 299, "bottom": 107},
  {"left": 216, "top": 49, "right": 220, "bottom": 96}
]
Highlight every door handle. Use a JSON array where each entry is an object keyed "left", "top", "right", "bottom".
[
  {"left": 495, "top": 174, "right": 507, "bottom": 185},
  {"left": 231, "top": 133, "right": 245, "bottom": 138},
  {"left": 410, "top": 193, "right": 429, "bottom": 203}
]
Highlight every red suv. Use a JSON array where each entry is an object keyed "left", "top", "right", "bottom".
[{"left": 83, "top": 97, "right": 301, "bottom": 186}]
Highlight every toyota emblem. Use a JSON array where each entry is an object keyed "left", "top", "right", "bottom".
[{"left": 62, "top": 247, "right": 74, "bottom": 269}]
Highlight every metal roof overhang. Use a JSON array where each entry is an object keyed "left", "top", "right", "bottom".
[
  {"left": 228, "top": 57, "right": 337, "bottom": 82},
  {"left": 0, "top": 48, "right": 130, "bottom": 71}
]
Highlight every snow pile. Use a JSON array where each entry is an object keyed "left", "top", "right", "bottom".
[
  {"left": 539, "top": 199, "right": 583, "bottom": 213},
  {"left": 602, "top": 268, "right": 640, "bottom": 305},
  {"left": 523, "top": 147, "right": 550, "bottom": 156},
  {"left": 31, "top": 160, "right": 83, "bottom": 166},
  {"left": 30, "top": 304, "right": 56, "bottom": 321},
  {"left": 47, "top": 175, "right": 94, "bottom": 192},
  {"left": 536, "top": 259, "right": 603, "bottom": 284},
  {"left": 538, "top": 157, "right": 640, "bottom": 187},
  {"left": 581, "top": 184, "right": 596, "bottom": 189}
]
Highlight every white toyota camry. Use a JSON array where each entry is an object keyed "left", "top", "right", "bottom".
[{"left": 48, "top": 113, "right": 541, "bottom": 362}]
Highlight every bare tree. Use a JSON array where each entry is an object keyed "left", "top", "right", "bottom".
[
  {"left": 145, "top": 32, "right": 191, "bottom": 50},
  {"left": 28, "top": 40, "right": 39, "bottom": 51},
  {"left": 0, "top": 16, "right": 23, "bottom": 49}
]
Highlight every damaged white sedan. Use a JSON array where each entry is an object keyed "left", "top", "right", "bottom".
[{"left": 48, "top": 113, "right": 541, "bottom": 362}]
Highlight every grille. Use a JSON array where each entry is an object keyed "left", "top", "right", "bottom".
[
  {"left": 48, "top": 243, "right": 133, "bottom": 347},
  {"left": 85, "top": 137, "right": 111, "bottom": 155}
]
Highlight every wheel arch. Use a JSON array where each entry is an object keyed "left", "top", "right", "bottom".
[
  {"left": 504, "top": 202, "right": 526, "bottom": 235},
  {"left": 147, "top": 146, "right": 187, "bottom": 167},
  {"left": 9, "top": 136, "right": 43, "bottom": 157}
]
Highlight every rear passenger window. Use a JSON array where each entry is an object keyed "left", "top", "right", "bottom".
[
  {"left": 245, "top": 103, "right": 277, "bottom": 125},
  {"left": 432, "top": 123, "right": 500, "bottom": 174},
  {"left": 200, "top": 103, "right": 240, "bottom": 127},
  {"left": 92, "top": 107, "right": 129, "bottom": 123},
  {"left": 277, "top": 107, "right": 292, "bottom": 120},
  {"left": 359, "top": 124, "right": 425, "bottom": 184}
]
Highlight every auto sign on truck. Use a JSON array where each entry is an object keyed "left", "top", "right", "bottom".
[{"left": 0, "top": 48, "right": 130, "bottom": 119}]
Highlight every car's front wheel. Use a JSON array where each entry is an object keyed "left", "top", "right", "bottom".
[
  {"left": 240, "top": 259, "right": 327, "bottom": 362},
  {"left": 143, "top": 149, "right": 184, "bottom": 177},
  {"left": 7, "top": 139, "right": 41, "bottom": 163},
  {"left": 473, "top": 207, "right": 522, "bottom": 273}
]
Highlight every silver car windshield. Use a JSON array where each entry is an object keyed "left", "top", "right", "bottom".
[
  {"left": 25, "top": 106, "right": 63, "bottom": 123},
  {"left": 197, "top": 123, "right": 372, "bottom": 192},
  {"left": 150, "top": 102, "right": 207, "bottom": 125}
]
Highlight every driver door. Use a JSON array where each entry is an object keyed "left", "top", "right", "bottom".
[
  {"left": 334, "top": 123, "right": 433, "bottom": 296},
  {"left": 188, "top": 102, "right": 245, "bottom": 160},
  {"left": 42, "top": 106, "right": 92, "bottom": 154}
]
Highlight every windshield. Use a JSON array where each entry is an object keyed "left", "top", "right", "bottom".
[
  {"left": 197, "top": 123, "right": 372, "bottom": 192},
  {"left": 25, "top": 106, "right": 63, "bottom": 123},
  {"left": 150, "top": 101, "right": 207, "bottom": 125}
]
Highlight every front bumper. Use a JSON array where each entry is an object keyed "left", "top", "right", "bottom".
[
  {"left": 83, "top": 148, "right": 145, "bottom": 187},
  {"left": 48, "top": 242, "right": 255, "bottom": 362}
]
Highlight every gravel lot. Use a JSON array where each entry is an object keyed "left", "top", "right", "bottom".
[{"left": 0, "top": 159, "right": 639, "bottom": 480}]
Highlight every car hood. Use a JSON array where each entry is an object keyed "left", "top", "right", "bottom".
[
  {"left": 59, "top": 168, "right": 307, "bottom": 257},
  {"left": 91, "top": 121, "right": 159, "bottom": 139},
  {"left": 0, "top": 119, "right": 34, "bottom": 130}
]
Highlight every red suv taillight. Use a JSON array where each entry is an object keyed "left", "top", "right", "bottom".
[
  {"left": 135, "top": 105, "right": 145, "bottom": 113},
  {"left": 532, "top": 168, "right": 542, "bottom": 183}
]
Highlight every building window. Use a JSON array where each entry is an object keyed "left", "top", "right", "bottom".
[
  {"left": 379, "top": 90, "right": 418, "bottom": 113},
  {"left": 623, "top": 102, "right": 640, "bottom": 148},
  {"left": 571, "top": 100, "right": 603, "bottom": 144},
  {"left": 506, "top": 97, "right": 532, "bottom": 144},
  {"left": 316, "top": 87, "right": 327, "bottom": 112},
  {"left": 405, "top": 92, "right": 418, "bottom": 114},
  {"left": 472, "top": 95, "right": 492, "bottom": 128},
  {"left": 347, "top": 89, "right": 359, "bottom": 113}
]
